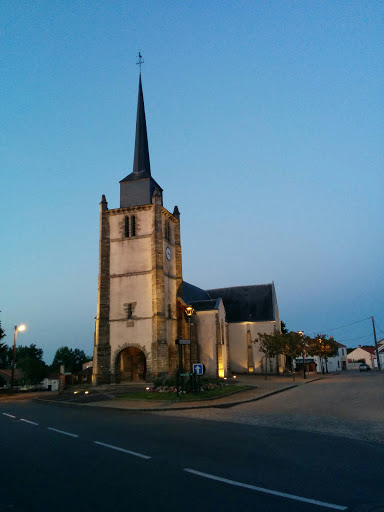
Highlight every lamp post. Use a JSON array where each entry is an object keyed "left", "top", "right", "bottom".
[
  {"left": 319, "top": 339, "right": 325, "bottom": 374},
  {"left": 185, "top": 306, "right": 194, "bottom": 391},
  {"left": 298, "top": 331, "right": 306, "bottom": 380},
  {"left": 11, "top": 324, "right": 26, "bottom": 392}
]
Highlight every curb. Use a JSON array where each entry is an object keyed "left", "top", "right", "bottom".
[{"left": 35, "top": 378, "right": 322, "bottom": 412}]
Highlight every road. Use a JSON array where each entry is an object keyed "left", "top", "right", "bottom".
[
  {"left": 158, "top": 372, "right": 384, "bottom": 444},
  {"left": 0, "top": 374, "right": 383, "bottom": 512}
]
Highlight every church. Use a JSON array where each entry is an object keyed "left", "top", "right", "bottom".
[{"left": 92, "top": 74, "right": 281, "bottom": 385}]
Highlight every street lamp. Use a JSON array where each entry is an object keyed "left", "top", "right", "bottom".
[
  {"left": 11, "top": 324, "right": 26, "bottom": 392},
  {"left": 298, "top": 331, "right": 307, "bottom": 380},
  {"left": 319, "top": 338, "right": 325, "bottom": 374},
  {"left": 185, "top": 306, "right": 195, "bottom": 391}
]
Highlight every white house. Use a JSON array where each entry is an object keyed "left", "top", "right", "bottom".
[
  {"left": 41, "top": 373, "right": 60, "bottom": 391},
  {"left": 347, "top": 345, "right": 376, "bottom": 369}
]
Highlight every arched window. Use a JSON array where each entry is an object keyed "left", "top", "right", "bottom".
[
  {"left": 124, "top": 215, "right": 137, "bottom": 238},
  {"left": 164, "top": 220, "right": 171, "bottom": 241},
  {"left": 125, "top": 216, "right": 129, "bottom": 237},
  {"left": 131, "top": 215, "right": 136, "bottom": 237}
]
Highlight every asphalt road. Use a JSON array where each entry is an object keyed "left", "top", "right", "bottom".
[{"left": 1, "top": 394, "right": 383, "bottom": 512}]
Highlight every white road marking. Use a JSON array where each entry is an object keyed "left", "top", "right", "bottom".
[
  {"left": 20, "top": 419, "right": 38, "bottom": 426},
  {"left": 2, "top": 413, "right": 16, "bottom": 419},
  {"left": 94, "top": 441, "right": 151, "bottom": 460},
  {"left": 47, "top": 427, "right": 79, "bottom": 438},
  {"left": 184, "top": 468, "right": 348, "bottom": 511}
]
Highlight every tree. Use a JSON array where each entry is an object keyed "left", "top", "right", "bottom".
[
  {"left": 280, "top": 321, "right": 289, "bottom": 335},
  {"left": 0, "top": 323, "right": 5, "bottom": 341},
  {"left": 0, "top": 319, "right": 6, "bottom": 360},
  {"left": 0, "top": 343, "right": 45, "bottom": 369},
  {"left": 282, "top": 331, "right": 304, "bottom": 380},
  {"left": 309, "top": 334, "right": 339, "bottom": 374},
  {"left": 0, "top": 346, "right": 12, "bottom": 368},
  {"left": 294, "top": 332, "right": 313, "bottom": 379},
  {"left": 256, "top": 331, "right": 285, "bottom": 377},
  {"left": 0, "top": 342, "right": 7, "bottom": 360},
  {"left": 17, "top": 358, "right": 48, "bottom": 385},
  {"left": 51, "top": 347, "right": 91, "bottom": 373},
  {"left": 16, "top": 344, "right": 43, "bottom": 361},
  {"left": 314, "top": 335, "right": 339, "bottom": 373}
]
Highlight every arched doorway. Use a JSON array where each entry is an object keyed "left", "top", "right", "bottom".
[{"left": 116, "top": 347, "right": 146, "bottom": 382}]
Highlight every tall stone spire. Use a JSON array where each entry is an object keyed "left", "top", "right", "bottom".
[{"left": 133, "top": 74, "right": 151, "bottom": 174}]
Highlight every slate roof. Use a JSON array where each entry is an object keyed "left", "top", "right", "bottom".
[
  {"left": 190, "top": 299, "right": 221, "bottom": 312},
  {"left": 207, "top": 284, "right": 274, "bottom": 323},
  {"left": 133, "top": 74, "right": 150, "bottom": 174},
  {"left": 119, "top": 172, "right": 163, "bottom": 192},
  {"left": 182, "top": 281, "right": 211, "bottom": 302}
]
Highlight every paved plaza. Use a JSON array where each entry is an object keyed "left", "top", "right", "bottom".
[{"left": 156, "top": 372, "right": 384, "bottom": 444}]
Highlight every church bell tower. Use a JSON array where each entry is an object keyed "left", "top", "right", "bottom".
[{"left": 93, "top": 72, "right": 182, "bottom": 384}]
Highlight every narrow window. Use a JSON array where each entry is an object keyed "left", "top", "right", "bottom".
[
  {"left": 167, "top": 222, "right": 171, "bottom": 241},
  {"left": 168, "top": 304, "right": 172, "bottom": 319},
  {"left": 125, "top": 216, "right": 129, "bottom": 237},
  {"left": 131, "top": 215, "right": 136, "bottom": 237},
  {"left": 127, "top": 304, "right": 133, "bottom": 319},
  {"left": 164, "top": 220, "right": 169, "bottom": 240}
]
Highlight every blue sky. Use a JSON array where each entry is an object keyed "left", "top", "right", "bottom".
[{"left": 1, "top": 1, "right": 383, "bottom": 364}]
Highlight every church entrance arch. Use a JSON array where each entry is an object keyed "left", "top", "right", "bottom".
[{"left": 116, "top": 346, "right": 146, "bottom": 382}]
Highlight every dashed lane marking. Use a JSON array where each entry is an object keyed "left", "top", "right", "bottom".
[
  {"left": 94, "top": 441, "right": 151, "bottom": 460},
  {"left": 20, "top": 419, "right": 39, "bottom": 426},
  {"left": 2, "top": 413, "right": 16, "bottom": 419},
  {"left": 47, "top": 427, "right": 79, "bottom": 438},
  {"left": 184, "top": 468, "right": 348, "bottom": 511}
]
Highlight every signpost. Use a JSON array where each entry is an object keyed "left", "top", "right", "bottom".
[
  {"left": 192, "top": 363, "right": 204, "bottom": 392},
  {"left": 175, "top": 341, "right": 204, "bottom": 395},
  {"left": 193, "top": 363, "right": 204, "bottom": 375},
  {"left": 175, "top": 339, "right": 191, "bottom": 396}
]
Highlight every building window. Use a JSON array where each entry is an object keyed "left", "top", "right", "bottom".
[
  {"left": 165, "top": 220, "right": 171, "bottom": 241},
  {"left": 168, "top": 304, "right": 172, "bottom": 319},
  {"left": 124, "top": 215, "right": 137, "bottom": 238},
  {"left": 125, "top": 216, "right": 129, "bottom": 237},
  {"left": 126, "top": 304, "right": 133, "bottom": 319}
]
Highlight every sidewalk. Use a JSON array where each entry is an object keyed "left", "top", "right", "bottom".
[{"left": 47, "top": 374, "right": 323, "bottom": 412}]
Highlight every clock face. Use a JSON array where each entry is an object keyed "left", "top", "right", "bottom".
[{"left": 166, "top": 247, "right": 172, "bottom": 260}]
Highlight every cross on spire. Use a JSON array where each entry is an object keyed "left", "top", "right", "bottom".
[{"left": 136, "top": 52, "right": 144, "bottom": 73}]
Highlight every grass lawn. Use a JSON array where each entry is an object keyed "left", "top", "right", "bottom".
[{"left": 116, "top": 384, "right": 250, "bottom": 401}]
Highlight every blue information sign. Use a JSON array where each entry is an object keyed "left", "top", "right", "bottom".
[{"left": 193, "top": 363, "right": 204, "bottom": 376}]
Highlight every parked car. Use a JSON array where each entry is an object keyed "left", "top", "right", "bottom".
[{"left": 359, "top": 363, "right": 371, "bottom": 371}]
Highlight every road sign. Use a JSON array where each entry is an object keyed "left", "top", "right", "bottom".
[
  {"left": 179, "top": 373, "right": 192, "bottom": 377},
  {"left": 193, "top": 363, "right": 204, "bottom": 376},
  {"left": 176, "top": 339, "right": 190, "bottom": 345}
]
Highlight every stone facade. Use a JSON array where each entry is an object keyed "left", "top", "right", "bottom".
[{"left": 93, "top": 196, "right": 182, "bottom": 384}]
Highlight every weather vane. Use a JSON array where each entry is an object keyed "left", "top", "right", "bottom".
[{"left": 136, "top": 52, "right": 144, "bottom": 73}]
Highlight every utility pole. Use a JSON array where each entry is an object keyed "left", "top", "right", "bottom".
[{"left": 372, "top": 316, "right": 381, "bottom": 371}]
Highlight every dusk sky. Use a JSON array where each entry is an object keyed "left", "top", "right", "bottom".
[{"left": 1, "top": 1, "right": 383, "bottom": 364}]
